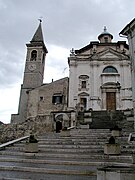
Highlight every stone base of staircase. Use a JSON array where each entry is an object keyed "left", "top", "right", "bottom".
[{"left": 78, "top": 110, "right": 134, "bottom": 131}]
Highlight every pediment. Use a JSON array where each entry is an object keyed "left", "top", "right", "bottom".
[
  {"left": 92, "top": 48, "right": 129, "bottom": 60},
  {"left": 78, "top": 92, "right": 89, "bottom": 96},
  {"left": 100, "top": 51, "right": 119, "bottom": 59}
]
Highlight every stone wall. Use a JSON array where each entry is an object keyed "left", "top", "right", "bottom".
[
  {"left": 0, "top": 115, "right": 53, "bottom": 143},
  {"left": 27, "top": 77, "right": 69, "bottom": 118}
]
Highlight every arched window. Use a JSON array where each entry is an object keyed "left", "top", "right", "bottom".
[
  {"left": 103, "top": 66, "right": 118, "bottom": 73},
  {"left": 30, "top": 50, "right": 37, "bottom": 61}
]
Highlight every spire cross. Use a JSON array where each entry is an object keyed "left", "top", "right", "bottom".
[
  {"left": 38, "top": 17, "right": 43, "bottom": 23},
  {"left": 104, "top": 26, "right": 107, "bottom": 32},
  {"left": 70, "top": 48, "right": 75, "bottom": 55}
]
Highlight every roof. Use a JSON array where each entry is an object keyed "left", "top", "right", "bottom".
[
  {"left": 27, "top": 22, "right": 48, "bottom": 53},
  {"left": 31, "top": 22, "right": 44, "bottom": 42},
  {"left": 75, "top": 41, "right": 128, "bottom": 54},
  {"left": 29, "top": 77, "right": 69, "bottom": 91},
  {"left": 119, "top": 18, "right": 135, "bottom": 36}
]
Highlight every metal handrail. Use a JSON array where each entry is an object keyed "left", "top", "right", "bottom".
[
  {"left": 0, "top": 136, "right": 29, "bottom": 150},
  {"left": 67, "top": 126, "right": 76, "bottom": 130}
]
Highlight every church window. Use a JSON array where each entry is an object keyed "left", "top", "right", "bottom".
[
  {"left": 79, "top": 75, "right": 89, "bottom": 90},
  {"left": 103, "top": 66, "right": 118, "bottom": 73},
  {"left": 52, "top": 94, "right": 63, "bottom": 104},
  {"left": 81, "top": 81, "right": 86, "bottom": 88},
  {"left": 30, "top": 50, "right": 37, "bottom": 61},
  {"left": 40, "top": 96, "right": 44, "bottom": 101},
  {"left": 104, "top": 37, "right": 108, "bottom": 43}
]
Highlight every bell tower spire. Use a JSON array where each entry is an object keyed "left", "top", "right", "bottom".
[
  {"left": 31, "top": 21, "right": 44, "bottom": 43},
  {"left": 29, "top": 20, "right": 48, "bottom": 55}
]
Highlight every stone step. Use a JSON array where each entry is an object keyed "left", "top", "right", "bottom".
[
  {"left": 0, "top": 165, "right": 97, "bottom": 177},
  {"left": 70, "top": 130, "right": 111, "bottom": 132},
  {"left": 0, "top": 153, "right": 132, "bottom": 164},
  {"left": 70, "top": 131, "right": 111, "bottom": 134},
  {"left": 5, "top": 145, "right": 134, "bottom": 154},
  {"left": 37, "top": 139, "right": 128, "bottom": 145},
  {"left": 6, "top": 147, "right": 104, "bottom": 153},
  {"left": 69, "top": 134, "right": 111, "bottom": 137},
  {"left": 0, "top": 150, "right": 131, "bottom": 161},
  {"left": 39, "top": 134, "right": 110, "bottom": 138},
  {"left": 7, "top": 144, "right": 104, "bottom": 149},
  {"left": 0, "top": 178, "right": 30, "bottom": 180},
  {"left": 66, "top": 135, "right": 110, "bottom": 138},
  {"left": 16, "top": 141, "right": 107, "bottom": 145},
  {"left": 0, "top": 170, "right": 95, "bottom": 180},
  {"left": 6, "top": 140, "right": 134, "bottom": 148},
  {"left": 0, "top": 161, "right": 97, "bottom": 172},
  {"left": 37, "top": 137, "right": 109, "bottom": 142},
  {"left": 0, "top": 157, "right": 131, "bottom": 166},
  {"left": 40, "top": 133, "right": 129, "bottom": 138}
]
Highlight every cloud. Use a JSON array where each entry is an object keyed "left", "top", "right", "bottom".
[
  {"left": 0, "top": 84, "right": 20, "bottom": 124},
  {"left": 44, "top": 45, "right": 69, "bottom": 83},
  {"left": 0, "top": 45, "right": 25, "bottom": 88}
]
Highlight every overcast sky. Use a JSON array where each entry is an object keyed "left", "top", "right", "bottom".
[{"left": 0, "top": 0, "right": 134, "bottom": 124}]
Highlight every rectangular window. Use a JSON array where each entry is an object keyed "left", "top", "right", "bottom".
[
  {"left": 52, "top": 94, "right": 63, "bottom": 104},
  {"left": 81, "top": 81, "right": 86, "bottom": 88},
  {"left": 104, "top": 37, "right": 108, "bottom": 43},
  {"left": 40, "top": 96, "right": 44, "bottom": 101}
]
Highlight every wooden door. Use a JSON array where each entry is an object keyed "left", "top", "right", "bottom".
[{"left": 106, "top": 92, "right": 116, "bottom": 110}]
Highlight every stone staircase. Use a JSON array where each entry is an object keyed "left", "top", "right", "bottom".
[
  {"left": 79, "top": 110, "right": 134, "bottom": 130},
  {"left": 0, "top": 128, "right": 134, "bottom": 180}
]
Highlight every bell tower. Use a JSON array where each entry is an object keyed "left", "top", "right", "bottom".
[
  {"left": 23, "top": 21, "right": 48, "bottom": 89},
  {"left": 11, "top": 22, "right": 48, "bottom": 123}
]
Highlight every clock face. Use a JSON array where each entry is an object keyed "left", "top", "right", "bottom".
[{"left": 28, "top": 64, "right": 36, "bottom": 71}]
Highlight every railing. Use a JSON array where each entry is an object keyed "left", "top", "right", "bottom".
[
  {"left": 67, "top": 126, "right": 76, "bottom": 130},
  {"left": 0, "top": 136, "right": 29, "bottom": 150}
]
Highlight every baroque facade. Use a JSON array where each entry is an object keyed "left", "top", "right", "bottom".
[
  {"left": 68, "top": 27, "right": 132, "bottom": 111},
  {"left": 11, "top": 23, "right": 133, "bottom": 131}
]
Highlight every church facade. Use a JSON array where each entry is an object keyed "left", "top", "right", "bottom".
[
  {"left": 68, "top": 27, "right": 132, "bottom": 112},
  {"left": 11, "top": 23, "right": 133, "bottom": 130}
]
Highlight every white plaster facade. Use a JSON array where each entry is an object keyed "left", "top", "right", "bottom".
[
  {"left": 120, "top": 18, "right": 135, "bottom": 128},
  {"left": 68, "top": 28, "right": 133, "bottom": 111}
]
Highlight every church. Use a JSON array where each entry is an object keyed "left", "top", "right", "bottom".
[{"left": 11, "top": 22, "right": 133, "bottom": 131}]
